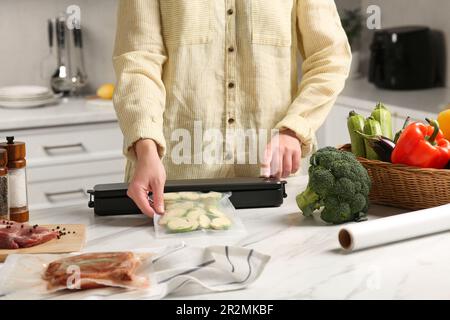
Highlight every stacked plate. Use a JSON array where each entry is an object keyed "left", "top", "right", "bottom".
[{"left": 0, "top": 86, "right": 57, "bottom": 108}]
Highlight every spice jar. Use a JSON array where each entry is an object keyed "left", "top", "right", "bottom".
[
  {"left": 0, "top": 137, "right": 29, "bottom": 222},
  {"left": 0, "top": 149, "right": 8, "bottom": 221}
]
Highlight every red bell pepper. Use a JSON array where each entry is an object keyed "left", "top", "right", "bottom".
[{"left": 391, "top": 119, "right": 450, "bottom": 169}]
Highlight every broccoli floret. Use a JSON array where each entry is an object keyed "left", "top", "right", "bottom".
[{"left": 296, "top": 147, "right": 371, "bottom": 224}]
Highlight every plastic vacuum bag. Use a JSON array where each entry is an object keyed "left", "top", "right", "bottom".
[
  {"left": 154, "top": 192, "right": 246, "bottom": 239},
  {"left": 42, "top": 251, "right": 151, "bottom": 291},
  {"left": 0, "top": 251, "right": 159, "bottom": 298}
]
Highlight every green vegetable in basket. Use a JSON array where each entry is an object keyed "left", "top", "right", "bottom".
[
  {"left": 371, "top": 102, "right": 393, "bottom": 140},
  {"left": 363, "top": 117, "right": 382, "bottom": 160},
  {"left": 296, "top": 147, "right": 371, "bottom": 224},
  {"left": 347, "top": 111, "right": 366, "bottom": 158}
]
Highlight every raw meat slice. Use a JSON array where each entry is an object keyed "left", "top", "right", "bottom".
[
  {"left": 43, "top": 252, "right": 150, "bottom": 291},
  {"left": 0, "top": 220, "right": 58, "bottom": 250}
]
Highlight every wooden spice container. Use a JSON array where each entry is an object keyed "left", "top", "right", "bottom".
[
  {"left": 0, "top": 149, "right": 8, "bottom": 220},
  {"left": 0, "top": 137, "right": 29, "bottom": 222}
]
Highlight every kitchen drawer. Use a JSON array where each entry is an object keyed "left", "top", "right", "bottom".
[
  {"left": 27, "top": 157, "right": 125, "bottom": 183},
  {"left": 28, "top": 173, "right": 124, "bottom": 210},
  {"left": 27, "top": 158, "right": 125, "bottom": 210},
  {"left": 6, "top": 122, "right": 123, "bottom": 167}
]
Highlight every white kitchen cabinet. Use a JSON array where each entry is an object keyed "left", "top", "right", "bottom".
[{"left": 0, "top": 100, "right": 125, "bottom": 211}]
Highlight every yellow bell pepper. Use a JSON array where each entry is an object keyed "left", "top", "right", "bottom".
[{"left": 438, "top": 108, "right": 450, "bottom": 141}]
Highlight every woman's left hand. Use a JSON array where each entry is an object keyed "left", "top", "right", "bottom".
[{"left": 261, "top": 129, "right": 302, "bottom": 179}]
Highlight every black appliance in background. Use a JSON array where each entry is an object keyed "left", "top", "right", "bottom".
[{"left": 369, "top": 26, "right": 446, "bottom": 90}]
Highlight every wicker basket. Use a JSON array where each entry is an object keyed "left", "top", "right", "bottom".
[{"left": 340, "top": 144, "right": 450, "bottom": 210}]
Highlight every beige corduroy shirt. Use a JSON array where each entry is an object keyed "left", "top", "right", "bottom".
[{"left": 113, "top": 0, "right": 352, "bottom": 181}]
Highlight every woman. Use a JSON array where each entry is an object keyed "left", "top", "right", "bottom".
[{"left": 113, "top": 0, "right": 352, "bottom": 217}]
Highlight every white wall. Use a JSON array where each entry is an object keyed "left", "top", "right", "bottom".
[
  {"left": 1, "top": 0, "right": 448, "bottom": 92},
  {"left": 0, "top": 0, "right": 118, "bottom": 93}
]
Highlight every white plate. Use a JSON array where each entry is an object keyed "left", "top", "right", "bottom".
[
  {"left": 0, "top": 97, "right": 58, "bottom": 109},
  {"left": 0, "top": 93, "right": 55, "bottom": 102},
  {"left": 0, "top": 85, "right": 52, "bottom": 99}
]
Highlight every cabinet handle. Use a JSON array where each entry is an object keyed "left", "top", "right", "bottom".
[
  {"left": 45, "top": 189, "right": 86, "bottom": 203},
  {"left": 43, "top": 143, "right": 87, "bottom": 156}
]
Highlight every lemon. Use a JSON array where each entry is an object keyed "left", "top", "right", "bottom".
[
  {"left": 96, "top": 83, "right": 115, "bottom": 100},
  {"left": 438, "top": 108, "right": 450, "bottom": 141}
]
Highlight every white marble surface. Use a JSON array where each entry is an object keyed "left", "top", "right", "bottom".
[
  {"left": 2, "top": 175, "right": 450, "bottom": 300},
  {"left": 338, "top": 78, "right": 450, "bottom": 116},
  {"left": 0, "top": 97, "right": 116, "bottom": 131}
]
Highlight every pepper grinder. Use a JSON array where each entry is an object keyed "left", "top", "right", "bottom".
[
  {"left": 0, "top": 137, "right": 29, "bottom": 222},
  {"left": 0, "top": 149, "right": 9, "bottom": 221}
]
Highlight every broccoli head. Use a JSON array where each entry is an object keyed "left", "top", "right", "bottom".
[{"left": 296, "top": 147, "right": 371, "bottom": 224}]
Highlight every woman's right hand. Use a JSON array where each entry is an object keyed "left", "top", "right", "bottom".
[{"left": 127, "top": 139, "right": 166, "bottom": 217}]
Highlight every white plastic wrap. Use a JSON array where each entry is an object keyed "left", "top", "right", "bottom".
[{"left": 338, "top": 204, "right": 450, "bottom": 252}]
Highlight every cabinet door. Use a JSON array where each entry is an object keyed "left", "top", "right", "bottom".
[{"left": 317, "top": 104, "right": 371, "bottom": 149}]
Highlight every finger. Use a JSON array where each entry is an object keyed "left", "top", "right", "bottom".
[
  {"left": 260, "top": 143, "right": 273, "bottom": 177},
  {"left": 151, "top": 179, "right": 165, "bottom": 215},
  {"left": 282, "top": 152, "right": 292, "bottom": 178},
  {"left": 292, "top": 151, "right": 301, "bottom": 174},
  {"left": 270, "top": 146, "right": 282, "bottom": 178},
  {"left": 128, "top": 186, "right": 156, "bottom": 218}
]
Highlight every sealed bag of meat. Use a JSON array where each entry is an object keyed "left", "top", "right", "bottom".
[
  {"left": 0, "top": 220, "right": 58, "bottom": 249},
  {"left": 42, "top": 252, "right": 151, "bottom": 291}
]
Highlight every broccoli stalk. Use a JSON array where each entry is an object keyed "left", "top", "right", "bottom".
[{"left": 296, "top": 186, "right": 320, "bottom": 217}]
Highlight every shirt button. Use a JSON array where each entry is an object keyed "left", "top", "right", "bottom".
[
  {"left": 228, "top": 118, "right": 235, "bottom": 124},
  {"left": 228, "top": 46, "right": 235, "bottom": 53},
  {"left": 227, "top": 8, "right": 234, "bottom": 15},
  {"left": 225, "top": 152, "right": 233, "bottom": 161},
  {"left": 228, "top": 82, "right": 235, "bottom": 89}
]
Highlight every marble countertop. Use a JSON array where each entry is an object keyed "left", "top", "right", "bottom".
[
  {"left": 0, "top": 97, "right": 116, "bottom": 131},
  {"left": 2, "top": 175, "right": 450, "bottom": 300},
  {"left": 338, "top": 78, "right": 450, "bottom": 116}
]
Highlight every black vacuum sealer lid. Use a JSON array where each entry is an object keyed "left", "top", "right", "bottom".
[{"left": 90, "top": 177, "right": 286, "bottom": 199}]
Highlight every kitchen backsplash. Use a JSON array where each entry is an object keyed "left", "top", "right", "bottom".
[
  {"left": 0, "top": 0, "right": 448, "bottom": 92},
  {"left": 0, "top": 0, "right": 118, "bottom": 93}
]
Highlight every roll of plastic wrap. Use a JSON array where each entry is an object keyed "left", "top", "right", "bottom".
[{"left": 338, "top": 204, "right": 450, "bottom": 252}]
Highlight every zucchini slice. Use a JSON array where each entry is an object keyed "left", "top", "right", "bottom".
[
  {"left": 198, "top": 214, "right": 211, "bottom": 229},
  {"left": 179, "top": 192, "right": 201, "bottom": 201},
  {"left": 165, "top": 207, "right": 188, "bottom": 217},
  {"left": 199, "top": 192, "right": 222, "bottom": 200},
  {"left": 158, "top": 214, "right": 171, "bottom": 226},
  {"left": 186, "top": 208, "right": 206, "bottom": 221},
  {"left": 210, "top": 217, "right": 232, "bottom": 230},
  {"left": 207, "top": 206, "right": 226, "bottom": 218},
  {"left": 166, "top": 202, "right": 194, "bottom": 212},
  {"left": 163, "top": 192, "right": 181, "bottom": 201},
  {"left": 167, "top": 217, "right": 195, "bottom": 233},
  {"left": 187, "top": 218, "right": 199, "bottom": 231}
]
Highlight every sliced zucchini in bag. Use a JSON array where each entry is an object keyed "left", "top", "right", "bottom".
[
  {"left": 198, "top": 214, "right": 211, "bottom": 229},
  {"left": 165, "top": 207, "right": 188, "bottom": 217},
  {"left": 167, "top": 217, "right": 195, "bottom": 233},
  {"left": 166, "top": 201, "right": 194, "bottom": 212},
  {"left": 199, "top": 192, "right": 222, "bottom": 200},
  {"left": 187, "top": 208, "right": 206, "bottom": 221},
  {"left": 207, "top": 206, "right": 226, "bottom": 218},
  {"left": 210, "top": 217, "right": 232, "bottom": 230},
  {"left": 163, "top": 192, "right": 181, "bottom": 201},
  {"left": 179, "top": 192, "right": 201, "bottom": 201}
]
